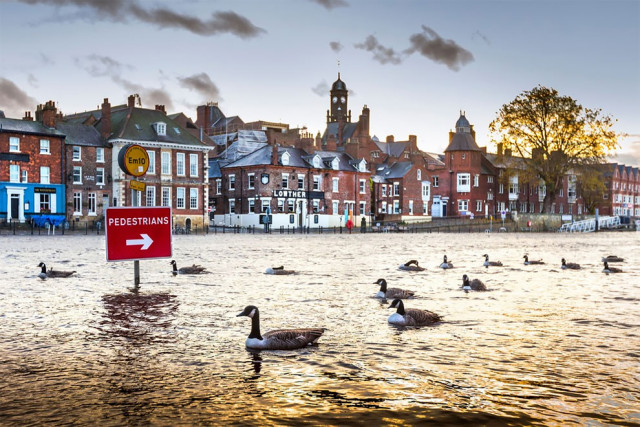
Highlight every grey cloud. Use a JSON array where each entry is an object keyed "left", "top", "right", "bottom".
[
  {"left": 309, "top": 0, "right": 348, "bottom": 10},
  {"left": 28, "top": 74, "right": 39, "bottom": 87},
  {"left": 17, "top": 0, "right": 265, "bottom": 38},
  {"left": 311, "top": 81, "right": 329, "bottom": 97},
  {"left": 614, "top": 135, "right": 640, "bottom": 166},
  {"left": 329, "top": 41, "right": 343, "bottom": 53},
  {"left": 0, "top": 78, "right": 38, "bottom": 116},
  {"left": 405, "top": 25, "right": 474, "bottom": 71},
  {"left": 178, "top": 73, "right": 221, "bottom": 101},
  {"left": 354, "top": 35, "right": 403, "bottom": 65}
]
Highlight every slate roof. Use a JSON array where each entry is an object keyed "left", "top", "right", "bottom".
[
  {"left": 56, "top": 122, "right": 104, "bottom": 147},
  {"left": 0, "top": 117, "right": 65, "bottom": 137},
  {"left": 374, "top": 161, "right": 413, "bottom": 180},
  {"left": 445, "top": 132, "right": 481, "bottom": 152},
  {"left": 374, "top": 140, "right": 409, "bottom": 157},
  {"left": 208, "top": 159, "right": 222, "bottom": 179},
  {"left": 321, "top": 121, "right": 358, "bottom": 145}
]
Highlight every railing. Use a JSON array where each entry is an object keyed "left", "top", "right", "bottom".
[{"left": 558, "top": 216, "right": 621, "bottom": 233}]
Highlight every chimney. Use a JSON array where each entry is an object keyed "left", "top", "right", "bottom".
[
  {"left": 497, "top": 142, "right": 504, "bottom": 156},
  {"left": 101, "top": 98, "right": 111, "bottom": 139},
  {"left": 271, "top": 143, "right": 279, "bottom": 165},
  {"left": 408, "top": 135, "right": 417, "bottom": 152},
  {"left": 155, "top": 104, "right": 166, "bottom": 114},
  {"left": 41, "top": 100, "right": 57, "bottom": 128},
  {"left": 386, "top": 135, "right": 394, "bottom": 143},
  {"left": 22, "top": 111, "right": 33, "bottom": 121},
  {"left": 505, "top": 148, "right": 512, "bottom": 157},
  {"left": 359, "top": 105, "right": 370, "bottom": 137},
  {"left": 128, "top": 94, "right": 136, "bottom": 108}
]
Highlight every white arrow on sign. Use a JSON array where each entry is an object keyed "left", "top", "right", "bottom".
[{"left": 126, "top": 233, "right": 153, "bottom": 250}]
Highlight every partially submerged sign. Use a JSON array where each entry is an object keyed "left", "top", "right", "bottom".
[
  {"left": 105, "top": 206, "right": 172, "bottom": 261},
  {"left": 130, "top": 180, "right": 146, "bottom": 192},
  {"left": 118, "top": 144, "right": 150, "bottom": 177}
]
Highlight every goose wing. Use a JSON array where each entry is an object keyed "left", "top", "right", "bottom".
[
  {"left": 470, "top": 279, "right": 487, "bottom": 291},
  {"left": 404, "top": 308, "right": 442, "bottom": 326},
  {"left": 180, "top": 265, "right": 208, "bottom": 274},
  {"left": 262, "top": 328, "right": 325, "bottom": 350},
  {"left": 489, "top": 261, "right": 503, "bottom": 266},
  {"left": 273, "top": 269, "right": 295, "bottom": 275},
  {"left": 48, "top": 269, "right": 76, "bottom": 278},
  {"left": 386, "top": 287, "right": 415, "bottom": 299}
]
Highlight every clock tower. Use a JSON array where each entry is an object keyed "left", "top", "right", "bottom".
[{"left": 327, "top": 73, "right": 350, "bottom": 124}]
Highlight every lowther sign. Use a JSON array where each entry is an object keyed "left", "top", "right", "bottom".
[{"left": 105, "top": 206, "right": 172, "bottom": 261}]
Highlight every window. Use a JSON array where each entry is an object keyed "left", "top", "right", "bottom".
[
  {"left": 509, "top": 183, "right": 519, "bottom": 195},
  {"left": 229, "top": 174, "right": 236, "bottom": 190},
  {"left": 146, "top": 186, "right": 156, "bottom": 206},
  {"left": 423, "top": 203, "right": 428, "bottom": 215},
  {"left": 282, "top": 174, "right": 289, "bottom": 189},
  {"left": 359, "top": 179, "right": 366, "bottom": 194},
  {"left": 474, "top": 174, "right": 479, "bottom": 187},
  {"left": 216, "top": 179, "right": 222, "bottom": 195},
  {"left": 382, "top": 201, "right": 387, "bottom": 213},
  {"left": 176, "top": 153, "right": 185, "bottom": 176},
  {"left": 433, "top": 176, "right": 439, "bottom": 187},
  {"left": 568, "top": 186, "right": 576, "bottom": 198},
  {"left": 313, "top": 200, "right": 320, "bottom": 213},
  {"left": 190, "top": 154, "right": 198, "bottom": 177},
  {"left": 457, "top": 173, "right": 470, "bottom": 192},
  {"left": 73, "top": 192, "right": 82, "bottom": 214},
  {"left": 462, "top": 153, "right": 466, "bottom": 160},
  {"left": 332, "top": 200, "right": 339, "bottom": 215},
  {"left": 73, "top": 166, "right": 82, "bottom": 184},
  {"left": 229, "top": 200, "right": 236, "bottom": 214},
  {"left": 260, "top": 199, "right": 270, "bottom": 213},
  {"left": 96, "top": 168, "right": 105, "bottom": 185},
  {"left": 332, "top": 177, "right": 339, "bottom": 192},
  {"left": 154, "top": 122, "right": 166, "bottom": 136},
  {"left": 499, "top": 183, "right": 504, "bottom": 194},
  {"left": 249, "top": 199, "right": 255, "bottom": 213},
  {"left": 417, "top": 169, "right": 421, "bottom": 180},
  {"left": 73, "top": 146, "right": 81, "bottom": 161},
  {"left": 281, "top": 152, "right": 290, "bottom": 166},
  {"left": 21, "top": 170, "right": 28, "bottom": 183},
  {"left": 421, "top": 182, "right": 430, "bottom": 199},
  {"left": 162, "top": 187, "right": 171, "bottom": 207},
  {"left": 487, "top": 192, "right": 494, "bottom": 200},
  {"left": 277, "top": 199, "right": 284, "bottom": 213},
  {"left": 96, "top": 147, "right": 104, "bottom": 163},
  {"left": 559, "top": 188, "right": 564, "bottom": 197},
  {"left": 360, "top": 201, "right": 366, "bottom": 215},
  {"left": 40, "top": 166, "right": 50, "bottom": 184},
  {"left": 88, "top": 193, "right": 96, "bottom": 215},
  {"left": 488, "top": 176, "right": 494, "bottom": 183},
  {"left": 393, "top": 200, "right": 400, "bottom": 214},
  {"left": 313, "top": 176, "right": 321, "bottom": 191},
  {"left": 393, "top": 182, "right": 399, "bottom": 196},
  {"left": 10, "top": 137, "right": 19, "bottom": 152},
  {"left": 190, "top": 188, "right": 198, "bottom": 209},
  {"left": 38, "top": 194, "right": 50, "bottom": 213},
  {"left": 9, "top": 165, "right": 19, "bottom": 183},
  {"left": 458, "top": 199, "right": 469, "bottom": 212},
  {"left": 287, "top": 199, "right": 294, "bottom": 212},
  {"left": 476, "top": 200, "right": 482, "bottom": 212},
  {"left": 40, "top": 139, "right": 50, "bottom": 154},
  {"left": 176, "top": 187, "right": 185, "bottom": 209},
  {"left": 409, "top": 200, "right": 414, "bottom": 215},
  {"left": 248, "top": 173, "right": 255, "bottom": 189},
  {"left": 382, "top": 185, "right": 387, "bottom": 197},
  {"left": 147, "top": 151, "right": 156, "bottom": 174},
  {"left": 297, "top": 174, "right": 305, "bottom": 190},
  {"left": 161, "top": 152, "right": 171, "bottom": 174},
  {"left": 559, "top": 204, "right": 564, "bottom": 214}
]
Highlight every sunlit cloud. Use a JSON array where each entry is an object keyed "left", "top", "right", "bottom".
[
  {"left": 16, "top": 0, "right": 266, "bottom": 38},
  {"left": 178, "top": 73, "right": 222, "bottom": 102},
  {"left": 309, "top": 0, "right": 348, "bottom": 10},
  {"left": 0, "top": 78, "right": 38, "bottom": 117},
  {"left": 613, "top": 134, "right": 640, "bottom": 165},
  {"left": 354, "top": 35, "right": 403, "bottom": 65},
  {"left": 405, "top": 25, "right": 474, "bottom": 71},
  {"left": 330, "top": 41, "right": 343, "bottom": 53}
]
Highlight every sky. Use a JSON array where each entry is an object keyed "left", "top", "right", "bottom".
[{"left": 1, "top": 0, "right": 639, "bottom": 164}]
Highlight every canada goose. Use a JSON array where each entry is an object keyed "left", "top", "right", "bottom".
[
  {"left": 236, "top": 305, "right": 325, "bottom": 350},
  {"left": 439, "top": 255, "right": 454, "bottom": 269},
  {"left": 561, "top": 258, "right": 581, "bottom": 270},
  {"left": 374, "top": 278, "right": 415, "bottom": 299},
  {"left": 602, "top": 255, "right": 624, "bottom": 263},
  {"left": 37, "top": 262, "right": 76, "bottom": 279},
  {"left": 603, "top": 261, "right": 622, "bottom": 274},
  {"left": 462, "top": 274, "right": 487, "bottom": 291},
  {"left": 170, "top": 260, "right": 208, "bottom": 275},
  {"left": 523, "top": 255, "right": 545, "bottom": 265},
  {"left": 265, "top": 266, "right": 296, "bottom": 275},
  {"left": 398, "top": 259, "right": 425, "bottom": 271},
  {"left": 483, "top": 254, "right": 503, "bottom": 267},
  {"left": 387, "top": 299, "right": 442, "bottom": 326}
]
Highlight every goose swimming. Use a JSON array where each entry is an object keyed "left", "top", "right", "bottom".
[
  {"left": 37, "top": 262, "right": 76, "bottom": 279},
  {"left": 462, "top": 274, "right": 487, "bottom": 291},
  {"left": 523, "top": 255, "right": 545, "bottom": 265},
  {"left": 170, "top": 260, "right": 208, "bottom": 275},
  {"left": 265, "top": 266, "right": 296, "bottom": 275},
  {"left": 398, "top": 259, "right": 425, "bottom": 271},
  {"left": 374, "top": 278, "right": 415, "bottom": 299},
  {"left": 561, "top": 258, "right": 581, "bottom": 270},
  {"left": 602, "top": 255, "right": 624, "bottom": 263},
  {"left": 236, "top": 305, "right": 325, "bottom": 350},
  {"left": 439, "top": 255, "right": 454, "bottom": 269},
  {"left": 483, "top": 254, "right": 503, "bottom": 267},
  {"left": 387, "top": 299, "right": 442, "bottom": 326},
  {"left": 602, "top": 261, "right": 622, "bottom": 274}
]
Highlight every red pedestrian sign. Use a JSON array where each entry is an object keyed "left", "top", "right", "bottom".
[{"left": 105, "top": 206, "right": 173, "bottom": 262}]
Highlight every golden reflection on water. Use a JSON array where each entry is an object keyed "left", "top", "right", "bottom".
[{"left": 0, "top": 232, "right": 638, "bottom": 425}]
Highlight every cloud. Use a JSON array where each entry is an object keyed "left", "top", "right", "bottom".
[
  {"left": 28, "top": 74, "right": 39, "bottom": 87},
  {"left": 472, "top": 30, "right": 491, "bottom": 45},
  {"left": 309, "top": 0, "right": 348, "bottom": 10},
  {"left": 329, "top": 41, "right": 343, "bottom": 53},
  {"left": 354, "top": 35, "right": 403, "bottom": 65},
  {"left": 178, "top": 73, "right": 221, "bottom": 101},
  {"left": 311, "top": 81, "right": 329, "bottom": 97},
  {"left": 17, "top": 0, "right": 265, "bottom": 38},
  {"left": 405, "top": 25, "right": 474, "bottom": 71},
  {"left": 0, "top": 78, "right": 38, "bottom": 117},
  {"left": 613, "top": 134, "right": 640, "bottom": 166}
]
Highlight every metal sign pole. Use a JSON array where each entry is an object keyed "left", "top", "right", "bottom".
[{"left": 133, "top": 189, "right": 140, "bottom": 290}]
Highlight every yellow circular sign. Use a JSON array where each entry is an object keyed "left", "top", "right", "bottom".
[{"left": 118, "top": 144, "right": 150, "bottom": 177}]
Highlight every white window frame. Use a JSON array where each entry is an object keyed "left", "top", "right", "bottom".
[
  {"left": 409, "top": 200, "right": 414, "bottom": 215},
  {"left": 332, "top": 177, "right": 339, "bottom": 193},
  {"left": 474, "top": 174, "right": 479, "bottom": 187},
  {"left": 190, "top": 188, "right": 198, "bottom": 209},
  {"left": 393, "top": 200, "right": 400, "bottom": 214},
  {"left": 359, "top": 201, "right": 366, "bottom": 215},
  {"left": 229, "top": 174, "right": 236, "bottom": 190},
  {"left": 476, "top": 200, "right": 482, "bottom": 212},
  {"left": 382, "top": 185, "right": 387, "bottom": 197},
  {"left": 458, "top": 199, "right": 469, "bottom": 212},
  {"left": 216, "top": 179, "right": 222, "bottom": 195},
  {"left": 176, "top": 187, "right": 186, "bottom": 209},
  {"left": 161, "top": 187, "right": 171, "bottom": 207},
  {"left": 433, "top": 176, "right": 439, "bottom": 187},
  {"left": 189, "top": 154, "right": 198, "bottom": 177},
  {"left": 88, "top": 193, "right": 97, "bottom": 215},
  {"left": 457, "top": 173, "right": 470, "bottom": 193},
  {"left": 313, "top": 175, "right": 321, "bottom": 191},
  {"left": 282, "top": 173, "right": 289, "bottom": 189},
  {"left": 9, "top": 165, "right": 20, "bottom": 183},
  {"left": 297, "top": 174, "right": 305, "bottom": 190},
  {"left": 229, "top": 200, "right": 236, "bottom": 214},
  {"left": 40, "top": 166, "right": 50, "bottom": 184},
  {"left": 176, "top": 153, "right": 186, "bottom": 176},
  {"left": 332, "top": 200, "right": 339, "bottom": 215},
  {"left": 161, "top": 151, "right": 171, "bottom": 175},
  {"left": 147, "top": 151, "right": 156, "bottom": 174},
  {"left": 249, "top": 199, "right": 256, "bottom": 213},
  {"left": 21, "top": 170, "right": 28, "bottom": 183},
  {"left": 248, "top": 173, "right": 255, "bottom": 189},
  {"left": 73, "top": 146, "right": 81, "bottom": 161},
  {"left": 40, "top": 139, "right": 50, "bottom": 154},
  {"left": 96, "top": 168, "right": 105, "bottom": 185},
  {"left": 359, "top": 179, "right": 366, "bottom": 194},
  {"left": 146, "top": 186, "right": 156, "bottom": 206},
  {"left": 73, "top": 192, "right": 82, "bottom": 214},
  {"left": 10, "top": 137, "right": 20, "bottom": 152},
  {"left": 73, "top": 166, "right": 82, "bottom": 184},
  {"left": 393, "top": 182, "right": 399, "bottom": 196},
  {"left": 96, "top": 147, "right": 104, "bottom": 163}
]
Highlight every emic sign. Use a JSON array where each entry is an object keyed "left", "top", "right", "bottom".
[{"left": 118, "top": 144, "right": 149, "bottom": 177}]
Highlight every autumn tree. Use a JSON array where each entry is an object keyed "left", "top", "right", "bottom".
[
  {"left": 489, "top": 86, "right": 618, "bottom": 212},
  {"left": 575, "top": 165, "right": 608, "bottom": 213}
]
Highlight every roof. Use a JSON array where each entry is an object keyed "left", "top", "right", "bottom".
[
  {"left": 55, "top": 122, "right": 104, "bottom": 147},
  {"left": 208, "top": 159, "right": 222, "bottom": 179},
  {"left": 374, "top": 140, "right": 409, "bottom": 157},
  {"left": 0, "top": 117, "right": 65, "bottom": 138},
  {"left": 445, "top": 132, "right": 481, "bottom": 152},
  {"left": 321, "top": 121, "right": 358, "bottom": 145},
  {"left": 331, "top": 73, "right": 347, "bottom": 91},
  {"left": 455, "top": 113, "right": 470, "bottom": 129},
  {"left": 374, "top": 161, "right": 413, "bottom": 180}
]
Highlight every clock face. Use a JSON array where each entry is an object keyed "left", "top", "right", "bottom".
[
  {"left": 261, "top": 173, "right": 269, "bottom": 184},
  {"left": 340, "top": 96, "right": 346, "bottom": 103},
  {"left": 332, "top": 96, "right": 338, "bottom": 104}
]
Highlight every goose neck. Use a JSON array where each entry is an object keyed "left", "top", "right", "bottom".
[{"left": 248, "top": 312, "right": 263, "bottom": 340}]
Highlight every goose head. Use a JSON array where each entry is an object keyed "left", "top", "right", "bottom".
[
  {"left": 483, "top": 254, "right": 489, "bottom": 260},
  {"left": 237, "top": 305, "right": 259, "bottom": 318},
  {"left": 603, "top": 261, "right": 609, "bottom": 269},
  {"left": 561, "top": 258, "right": 567, "bottom": 266},
  {"left": 388, "top": 298, "right": 405, "bottom": 314},
  {"left": 462, "top": 274, "right": 471, "bottom": 290},
  {"left": 443, "top": 255, "right": 448, "bottom": 262},
  {"left": 38, "top": 262, "right": 47, "bottom": 271},
  {"left": 374, "top": 278, "right": 387, "bottom": 291}
]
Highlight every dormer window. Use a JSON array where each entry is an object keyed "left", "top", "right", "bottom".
[
  {"left": 313, "top": 155, "right": 321, "bottom": 169},
  {"left": 358, "top": 159, "right": 367, "bottom": 172},
  {"left": 153, "top": 122, "right": 167, "bottom": 136},
  {"left": 331, "top": 158, "right": 340, "bottom": 170},
  {"left": 281, "top": 152, "right": 290, "bottom": 166}
]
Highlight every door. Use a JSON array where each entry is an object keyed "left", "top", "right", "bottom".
[
  {"left": 10, "top": 195, "right": 20, "bottom": 220},
  {"left": 298, "top": 200, "right": 303, "bottom": 227},
  {"left": 442, "top": 203, "right": 447, "bottom": 217}
]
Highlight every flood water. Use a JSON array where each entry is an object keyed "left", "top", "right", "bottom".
[{"left": 0, "top": 232, "right": 638, "bottom": 426}]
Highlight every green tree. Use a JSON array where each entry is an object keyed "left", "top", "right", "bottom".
[{"left": 489, "top": 86, "right": 618, "bottom": 212}]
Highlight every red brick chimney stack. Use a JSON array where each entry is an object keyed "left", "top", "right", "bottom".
[
  {"left": 271, "top": 143, "right": 279, "bottom": 165},
  {"left": 22, "top": 111, "right": 33, "bottom": 121},
  {"left": 386, "top": 135, "right": 394, "bottom": 143},
  {"left": 128, "top": 94, "right": 136, "bottom": 108},
  {"left": 408, "top": 135, "right": 417, "bottom": 152},
  {"left": 41, "top": 100, "right": 57, "bottom": 128},
  {"left": 101, "top": 98, "right": 111, "bottom": 139},
  {"left": 155, "top": 105, "right": 166, "bottom": 114}
]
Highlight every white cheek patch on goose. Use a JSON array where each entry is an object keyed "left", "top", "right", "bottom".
[{"left": 249, "top": 308, "right": 256, "bottom": 318}]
